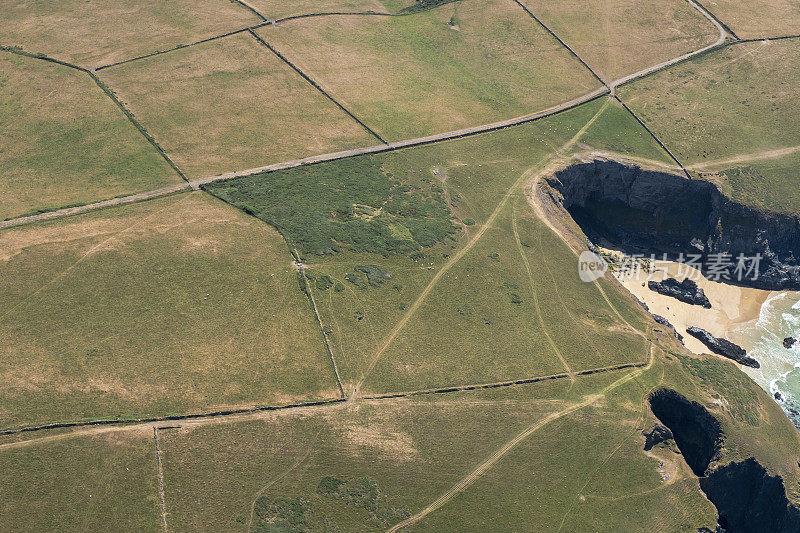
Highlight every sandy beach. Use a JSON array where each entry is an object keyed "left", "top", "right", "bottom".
[{"left": 613, "top": 258, "right": 772, "bottom": 356}]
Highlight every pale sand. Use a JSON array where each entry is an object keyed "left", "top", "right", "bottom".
[{"left": 615, "top": 259, "right": 771, "bottom": 356}]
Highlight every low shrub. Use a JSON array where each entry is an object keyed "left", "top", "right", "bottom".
[{"left": 203, "top": 157, "right": 455, "bottom": 256}]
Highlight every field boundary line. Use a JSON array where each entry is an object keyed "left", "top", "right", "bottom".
[
  {"left": 153, "top": 428, "right": 169, "bottom": 532},
  {"left": 94, "top": 11, "right": 397, "bottom": 71},
  {"left": 247, "top": 29, "right": 387, "bottom": 144},
  {"left": 361, "top": 362, "right": 646, "bottom": 399},
  {"left": 0, "top": 46, "right": 187, "bottom": 181},
  {"left": 0, "top": 183, "right": 191, "bottom": 230},
  {"left": 0, "top": 398, "right": 346, "bottom": 438},
  {"left": 510, "top": 0, "right": 607, "bottom": 86},
  {"left": 94, "top": 27, "right": 254, "bottom": 71},
  {"left": 613, "top": 96, "right": 689, "bottom": 178},
  {"left": 87, "top": 71, "right": 187, "bottom": 181},
  {"left": 292, "top": 250, "right": 346, "bottom": 398},
  {"left": 738, "top": 34, "right": 800, "bottom": 42},
  {"left": 0, "top": 363, "right": 647, "bottom": 449}
]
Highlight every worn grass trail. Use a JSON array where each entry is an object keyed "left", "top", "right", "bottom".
[
  {"left": 386, "top": 346, "right": 655, "bottom": 532},
  {"left": 687, "top": 144, "right": 800, "bottom": 170},
  {"left": 351, "top": 99, "right": 610, "bottom": 396}
]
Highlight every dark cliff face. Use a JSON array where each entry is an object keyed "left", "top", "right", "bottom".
[
  {"left": 546, "top": 159, "right": 800, "bottom": 290},
  {"left": 700, "top": 458, "right": 800, "bottom": 533},
  {"left": 648, "top": 389, "right": 722, "bottom": 476},
  {"left": 648, "top": 389, "right": 800, "bottom": 532}
]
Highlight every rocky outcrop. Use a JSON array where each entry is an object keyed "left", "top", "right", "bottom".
[
  {"left": 653, "top": 314, "right": 684, "bottom": 343},
  {"left": 686, "top": 326, "right": 760, "bottom": 368},
  {"left": 643, "top": 423, "right": 674, "bottom": 451},
  {"left": 546, "top": 159, "right": 800, "bottom": 290},
  {"left": 649, "top": 389, "right": 800, "bottom": 532},
  {"left": 784, "top": 337, "right": 797, "bottom": 349},
  {"left": 648, "top": 278, "right": 711, "bottom": 308}
]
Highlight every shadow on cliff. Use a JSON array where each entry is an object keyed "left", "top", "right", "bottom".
[
  {"left": 545, "top": 159, "right": 800, "bottom": 290},
  {"left": 649, "top": 389, "right": 800, "bottom": 532}
]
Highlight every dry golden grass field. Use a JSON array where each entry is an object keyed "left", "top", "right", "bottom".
[{"left": 2, "top": 0, "right": 800, "bottom": 530}]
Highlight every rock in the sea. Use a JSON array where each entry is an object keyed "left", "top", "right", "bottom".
[
  {"left": 686, "top": 326, "right": 760, "bottom": 368},
  {"left": 643, "top": 423, "right": 674, "bottom": 450},
  {"left": 648, "top": 278, "right": 711, "bottom": 308},
  {"left": 783, "top": 337, "right": 797, "bottom": 349}
]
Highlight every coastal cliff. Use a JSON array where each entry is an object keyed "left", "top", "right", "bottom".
[
  {"left": 546, "top": 159, "right": 800, "bottom": 290},
  {"left": 649, "top": 389, "right": 800, "bottom": 532}
]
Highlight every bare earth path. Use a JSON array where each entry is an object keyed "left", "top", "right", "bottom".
[
  {"left": 687, "top": 144, "right": 800, "bottom": 170},
  {"left": 386, "top": 346, "right": 655, "bottom": 532}
]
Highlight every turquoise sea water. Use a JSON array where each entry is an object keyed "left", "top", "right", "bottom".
[{"left": 731, "top": 292, "right": 800, "bottom": 429}]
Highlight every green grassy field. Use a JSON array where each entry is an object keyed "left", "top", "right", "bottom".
[
  {"left": 0, "top": 0, "right": 260, "bottom": 69},
  {"left": 361, "top": 196, "right": 648, "bottom": 394},
  {"left": 618, "top": 39, "right": 800, "bottom": 165},
  {"left": 204, "top": 97, "right": 665, "bottom": 394},
  {"left": 258, "top": 0, "right": 600, "bottom": 140},
  {"left": 3, "top": 5, "right": 800, "bottom": 526},
  {"left": 2, "top": 344, "right": 796, "bottom": 531},
  {"left": 157, "top": 380, "right": 606, "bottom": 532},
  {"left": 576, "top": 98, "right": 675, "bottom": 165},
  {"left": 246, "top": 0, "right": 389, "bottom": 19},
  {"left": 100, "top": 32, "right": 376, "bottom": 179},
  {"left": 691, "top": 149, "right": 800, "bottom": 214},
  {"left": 149, "top": 344, "right": 799, "bottom": 532},
  {"left": 518, "top": 0, "right": 719, "bottom": 81},
  {"left": 0, "top": 429, "right": 161, "bottom": 532},
  {"left": 0, "top": 52, "right": 180, "bottom": 221},
  {"left": 698, "top": 0, "right": 800, "bottom": 39},
  {"left": 0, "top": 192, "right": 338, "bottom": 429}
]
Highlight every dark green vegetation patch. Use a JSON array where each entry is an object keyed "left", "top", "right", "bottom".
[
  {"left": 203, "top": 158, "right": 456, "bottom": 256},
  {"left": 248, "top": 477, "right": 409, "bottom": 532},
  {"left": 253, "top": 496, "right": 311, "bottom": 533},
  {"left": 316, "top": 476, "right": 410, "bottom": 527},
  {"left": 401, "top": 0, "right": 462, "bottom": 14}
]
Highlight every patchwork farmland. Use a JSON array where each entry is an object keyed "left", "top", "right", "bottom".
[{"left": 2, "top": 0, "right": 800, "bottom": 531}]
